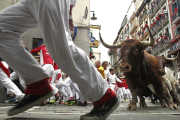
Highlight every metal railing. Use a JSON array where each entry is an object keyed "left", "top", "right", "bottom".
[
  {"left": 151, "top": 35, "right": 171, "bottom": 52},
  {"left": 149, "top": 0, "right": 160, "bottom": 15},
  {"left": 170, "top": 37, "right": 180, "bottom": 52}
]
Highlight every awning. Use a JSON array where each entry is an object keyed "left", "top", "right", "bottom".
[{"left": 135, "top": 0, "right": 151, "bottom": 17}]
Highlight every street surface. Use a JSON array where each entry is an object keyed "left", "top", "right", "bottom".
[{"left": 0, "top": 99, "right": 180, "bottom": 120}]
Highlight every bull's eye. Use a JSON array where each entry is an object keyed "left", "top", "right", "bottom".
[{"left": 134, "top": 49, "right": 138, "bottom": 55}]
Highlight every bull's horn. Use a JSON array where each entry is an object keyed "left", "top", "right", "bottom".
[
  {"left": 166, "top": 52, "right": 179, "bottom": 61},
  {"left": 140, "top": 27, "right": 155, "bottom": 47},
  {"left": 119, "top": 76, "right": 125, "bottom": 79},
  {"left": 99, "top": 33, "right": 121, "bottom": 49}
]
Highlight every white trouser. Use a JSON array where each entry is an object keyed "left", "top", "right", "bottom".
[
  {"left": 126, "top": 89, "right": 132, "bottom": 99},
  {"left": 42, "top": 64, "right": 58, "bottom": 95},
  {"left": 0, "top": 67, "right": 22, "bottom": 98},
  {"left": 0, "top": 0, "right": 108, "bottom": 102},
  {"left": 109, "top": 83, "right": 116, "bottom": 92},
  {"left": 64, "top": 77, "right": 86, "bottom": 103},
  {"left": 56, "top": 80, "right": 73, "bottom": 100},
  {"left": 116, "top": 88, "right": 124, "bottom": 100},
  {"left": 120, "top": 87, "right": 127, "bottom": 98},
  {"left": 10, "top": 71, "right": 26, "bottom": 89}
]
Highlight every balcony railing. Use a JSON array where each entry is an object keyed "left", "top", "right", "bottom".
[
  {"left": 129, "top": 23, "right": 137, "bottom": 34},
  {"left": 170, "top": 37, "right": 180, "bottom": 53},
  {"left": 139, "top": 10, "right": 147, "bottom": 25},
  {"left": 151, "top": 35, "right": 171, "bottom": 55},
  {"left": 150, "top": 13, "right": 169, "bottom": 34}
]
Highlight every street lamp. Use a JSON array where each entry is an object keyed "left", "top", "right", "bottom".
[{"left": 90, "top": 11, "right": 97, "bottom": 20}]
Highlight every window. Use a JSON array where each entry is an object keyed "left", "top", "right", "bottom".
[
  {"left": 175, "top": 25, "right": 180, "bottom": 36},
  {"left": 172, "top": 2, "right": 177, "bottom": 14}
]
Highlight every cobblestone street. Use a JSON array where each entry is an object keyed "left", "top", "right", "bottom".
[{"left": 0, "top": 100, "right": 180, "bottom": 120}]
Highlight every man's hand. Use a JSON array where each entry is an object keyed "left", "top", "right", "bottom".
[
  {"left": 69, "top": 19, "right": 74, "bottom": 31},
  {"left": 54, "top": 80, "right": 59, "bottom": 83}
]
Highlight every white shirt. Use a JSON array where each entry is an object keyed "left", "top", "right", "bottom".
[
  {"left": 109, "top": 74, "right": 123, "bottom": 84},
  {"left": 104, "top": 69, "right": 110, "bottom": 81}
]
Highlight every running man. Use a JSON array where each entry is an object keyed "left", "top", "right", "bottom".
[{"left": 0, "top": 0, "right": 119, "bottom": 119}]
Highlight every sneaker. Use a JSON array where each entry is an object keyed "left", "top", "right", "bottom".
[
  {"left": 17, "top": 94, "right": 25, "bottom": 102},
  {"left": 69, "top": 101, "right": 76, "bottom": 106},
  {"left": 4, "top": 97, "right": 15, "bottom": 104},
  {"left": 80, "top": 96, "right": 120, "bottom": 120},
  {"left": 65, "top": 102, "right": 69, "bottom": 105},
  {"left": 7, "top": 90, "right": 54, "bottom": 116},
  {"left": 49, "top": 99, "right": 56, "bottom": 104}
]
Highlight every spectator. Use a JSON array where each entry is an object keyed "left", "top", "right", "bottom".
[{"left": 95, "top": 60, "right": 105, "bottom": 79}]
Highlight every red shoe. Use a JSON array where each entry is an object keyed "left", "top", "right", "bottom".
[
  {"left": 60, "top": 102, "right": 65, "bottom": 105},
  {"left": 68, "top": 97, "right": 75, "bottom": 101}
]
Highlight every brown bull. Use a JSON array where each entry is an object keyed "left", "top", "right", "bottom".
[
  {"left": 155, "top": 53, "right": 179, "bottom": 76},
  {"left": 100, "top": 27, "right": 178, "bottom": 110}
]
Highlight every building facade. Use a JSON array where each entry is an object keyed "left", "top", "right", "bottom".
[
  {"left": 89, "top": 25, "right": 101, "bottom": 63},
  {"left": 108, "top": 0, "right": 180, "bottom": 81}
]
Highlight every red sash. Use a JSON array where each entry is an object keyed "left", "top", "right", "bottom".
[{"left": 0, "top": 61, "right": 10, "bottom": 78}]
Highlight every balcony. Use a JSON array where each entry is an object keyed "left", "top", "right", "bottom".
[
  {"left": 149, "top": 9, "right": 155, "bottom": 19},
  {"left": 172, "top": 10, "right": 180, "bottom": 24},
  {"left": 159, "top": 0, "right": 166, "bottom": 6},
  {"left": 143, "top": 27, "right": 148, "bottom": 38},
  {"left": 151, "top": 45, "right": 158, "bottom": 55},
  {"left": 139, "top": 10, "right": 148, "bottom": 25},
  {"left": 161, "top": 13, "right": 169, "bottom": 26},
  {"left": 153, "top": 0, "right": 160, "bottom": 13},
  {"left": 169, "top": 37, "right": 180, "bottom": 54},
  {"left": 139, "top": 17, "right": 143, "bottom": 25},
  {"left": 129, "top": 24, "right": 138, "bottom": 35},
  {"left": 157, "top": 41, "right": 170, "bottom": 52},
  {"left": 151, "top": 36, "right": 171, "bottom": 55}
]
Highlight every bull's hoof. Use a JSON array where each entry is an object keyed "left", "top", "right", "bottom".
[
  {"left": 127, "top": 102, "right": 137, "bottom": 110},
  {"left": 139, "top": 102, "right": 147, "bottom": 108},
  {"left": 158, "top": 69, "right": 165, "bottom": 76},
  {"left": 161, "top": 103, "right": 168, "bottom": 108},
  {"left": 169, "top": 103, "right": 178, "bottom": 110}
]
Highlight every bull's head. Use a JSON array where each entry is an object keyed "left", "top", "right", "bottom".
[
  {"left": 100, "top": 27, "right": 155, "bottom": 73},
  {"left": 156, "top": 52, "right": 179, "bottom": 76}
]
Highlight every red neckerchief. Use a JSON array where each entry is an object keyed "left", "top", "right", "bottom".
[{"left": 110, "top": 73, "right": 114, "bottom": 75}]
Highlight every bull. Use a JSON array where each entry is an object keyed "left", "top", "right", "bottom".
[
  {"left": 99, "top": 27, "right": 178, "bottom": 110},
  {"left": 155, "top": 53, "right": 179, "bottom": 76}
]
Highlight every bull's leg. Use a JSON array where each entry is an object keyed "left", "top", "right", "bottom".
[
  {"left": 126, "top": 80, "right": 138, "bottom": 111},
  {"left": 171, "top": 81, "right": 180, "bottom": 106},
  {"left": 153, "top": 77, "right": 177, "bottom": 110},
  {"left": 139, "top": 96, "right": 147, "bottom": 107},
  {"left": 138, "top": 90, "right": 147, "bottom": 107}
]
